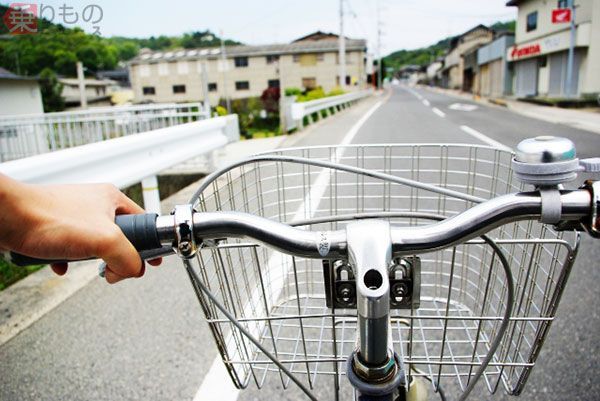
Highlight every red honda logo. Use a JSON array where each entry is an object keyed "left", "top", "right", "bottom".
[
  {"left": 511, "top": 43, "right": 541, "bottom": 59},
  {"left": 552, "top": 8, "right": 571, "bottom": 23}
]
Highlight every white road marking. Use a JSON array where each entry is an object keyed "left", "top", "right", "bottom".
[
  {"left": 422, "top": 99, "right": 430, "bottom": 107},
  {"left": 432, "top": 107, "right": 446, "bottom": 118},
  {"left": 460, "top": 125, "right": 513, "bottom": 152},
  {"left": 403, "top": 86, "right": 423, "bottom": 100},
  {"left": 193, "top": 99, "right": 385, "bottom": 401},
  {"left": 449, "top": 103, "right": 478, "bottom": 112}
]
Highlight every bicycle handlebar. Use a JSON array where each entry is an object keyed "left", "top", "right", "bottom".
[{"left": 8, "top": 188, "right": 596, "bottom": 267}]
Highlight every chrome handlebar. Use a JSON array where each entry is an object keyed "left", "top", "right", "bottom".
[{"left": 155, "top": 188, "right": 594, "bottom": 260}]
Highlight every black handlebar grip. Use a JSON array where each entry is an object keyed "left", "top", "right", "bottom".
[
  {"left": 8, "top": 213, "right": 163, "bottom": 267},
  {"left": 114, "top": 213, "right": 162, "bottom": 251}
]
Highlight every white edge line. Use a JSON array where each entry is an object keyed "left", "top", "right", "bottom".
[
  {"left": 432, "top": 107, "right": 446, "bottom": 118},
  {"left": 193, "top": 98, "right": 386, "bottom": 401},
  {"left": 460, "top": 125, "right": 513, "bottom": 152}
]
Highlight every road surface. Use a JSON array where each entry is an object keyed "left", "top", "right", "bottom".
[{"left": 1, "top": 85, "right": 599, "bottom": 401}]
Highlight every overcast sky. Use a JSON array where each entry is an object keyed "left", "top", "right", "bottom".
[{"left": 26, "top": 0, "right": 516, "bottom": 55}]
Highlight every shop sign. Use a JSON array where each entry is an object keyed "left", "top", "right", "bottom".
[
  {"left": 552, "top": 8, "right": 571, "bottom": 23},
  {"left": 511, "top": 43, "right": 541, "bottom": 59}
]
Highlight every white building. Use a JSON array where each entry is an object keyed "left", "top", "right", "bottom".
[
  {"left": 59, "top": 77, "right": 119, "bottom": 109},
  {"left": 128, "top": 32, "right": 368, "bottom": 105},
  {"left": 0, "top": 67, "right": 43, "bottom": 115},
  {"left": 507, "top": 0, "right": 600, "bottom": 98}
]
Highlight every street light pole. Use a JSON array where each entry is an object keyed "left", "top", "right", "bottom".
[
  {"left": 220, "top": 31, "right": 231, "bottom": 113},
  {"left": 339, "top": 0, "right": 346, "bottom": 89},
  {"left": 565, "top": 0, "right": 576, "bottom": 98}
]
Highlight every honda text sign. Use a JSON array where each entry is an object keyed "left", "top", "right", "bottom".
[{"left": 552, "top": 8, "right": 571, "bottom": 24}]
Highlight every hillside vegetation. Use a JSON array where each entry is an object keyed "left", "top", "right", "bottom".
[
  {"left": 384, "top": 20, "right": 515, "bottom": 72},
  {"left": 0, "top": 4, "right": 241, "bottom": 77}
]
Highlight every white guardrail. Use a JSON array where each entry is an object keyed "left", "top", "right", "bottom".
[
  {"left": 0, "top": 103, "right": 210, "bottom": 162},
  {"left": 287, "top": 89, "right": 373, "bottom": 131},
  {"left": 0, "top": 115, "right": 239, "bottom": 213}
]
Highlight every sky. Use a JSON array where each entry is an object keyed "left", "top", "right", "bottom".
[{"left": 17, "top": 0, "right": 517, "bottom": 55}]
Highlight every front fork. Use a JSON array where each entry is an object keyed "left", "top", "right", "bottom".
[{"left": 345, "top": 220, "right": 405, "bottom": 401}]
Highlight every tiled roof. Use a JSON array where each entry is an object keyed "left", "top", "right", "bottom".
[{"left": 130, "top": 39, "right": 367, "bottom": 65}]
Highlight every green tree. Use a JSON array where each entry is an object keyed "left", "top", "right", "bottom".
[{"left": 39, "top": 68, "right": 65, "bottom": 112}]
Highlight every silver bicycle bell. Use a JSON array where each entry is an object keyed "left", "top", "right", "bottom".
[{"left": 512, "top": 136, "right": 600, "bottom": 187}]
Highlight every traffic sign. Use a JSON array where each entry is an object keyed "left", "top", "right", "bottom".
[{"left": 552, "top": 8, "right": 571, "bottom": 23}]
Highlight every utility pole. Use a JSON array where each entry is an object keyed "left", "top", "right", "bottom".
[
  {"left": 338, "top": 0, "right": 346, "bottom": 89},
  {"left": 565, "top": 0, "right": 576, "bottom": 98},
  {"left": 376, "top": 0, "right": 383, "bottom": 89},
  {"left": 201, "top": 60, "right": 210, "bottom": 114},
  {"left": 76, "top": 61, "right": 87, "bottom": 109},
  {"left": 220, "top": 30, "right": 231, "bottom": 113}
]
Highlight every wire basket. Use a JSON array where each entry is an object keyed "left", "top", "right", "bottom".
[{"left": 184, "top": 144, "right": 579, "bottom": 400}]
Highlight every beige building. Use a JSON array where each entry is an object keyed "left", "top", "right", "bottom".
[
  {"left": 128, "top": 32, "right": 368, "bottom": 105},
  {"left": 0, "top": 67, "right": 43, "bottom": 115},
  {"left": 59, "top": 77, "right": 120, "bottom": 109},
  {"left": 507, "top": 0, "right": 600, "bottom": 98},
  {"left": 441, "top": 25, "right": 494, "bottom": 90}
]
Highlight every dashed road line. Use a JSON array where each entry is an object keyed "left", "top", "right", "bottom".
[
  {"left": 432, "top": 107, "right": 446, "bottom": 118},
  {"left": 422, "top": 99, "right": 430, "bottom": 107},
  {"left": 460, "top": 125, "right": 513, "bottom": 152}
]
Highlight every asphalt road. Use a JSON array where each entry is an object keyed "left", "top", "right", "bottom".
[{"left": 1, "top": 85, "right": 598, "bottom": 401}]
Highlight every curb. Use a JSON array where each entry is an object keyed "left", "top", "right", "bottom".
[{"left": 0, "top": 260, "right": 98, "bottom": 347}]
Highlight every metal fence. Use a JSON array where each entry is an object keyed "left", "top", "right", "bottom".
[
  {"left": 0, "top": 103, "right": 210, "bottom": 162},
  {"left": 285, "top": 89, "right": 373, "bottom": 131}
]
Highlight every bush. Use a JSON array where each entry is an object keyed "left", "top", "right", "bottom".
[
  {"left": 284, "top": 87, "right": 302, "bottom": 96},
  {"left": 214, "top": 105, "right": 228, "bottom": 116},
  {"left": 297, "top": 87, "right": 326, "bottom": 103},
  {"left": 328, "top": 87, "right": 345, "bottom": 97},
  {"left": 260, "top": 87, "right": 280, "bottom": 113}
]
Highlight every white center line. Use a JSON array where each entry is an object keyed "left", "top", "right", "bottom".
[
  {"left": 193, "top": 98, "right": 386, "bottom": 401},
  {"left": 460, "top": 125, "right": 513, "bottom": 152},
  {"left": 422, "top": 99, "right": 430, "bottom": 107},
  {"left": 432, "top": 107, "right": 446, "bottom": 118}
]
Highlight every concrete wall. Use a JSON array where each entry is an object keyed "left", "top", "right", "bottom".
[
  {"left": 130, "top": 50, "right": 366, "bottom": 105},
  {"left": 0, "top": 79, "right": 44, "bottom": 115}
]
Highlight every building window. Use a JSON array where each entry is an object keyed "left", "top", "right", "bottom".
[
  {"left": 557, "top": 0, "right": 568, "bottom": 8},
  {"left": 143, "top": 86, "right": 155, "bottom": 95},
  {"left": 235, "top": 81, "right": 250, "bottom": 90},
  {"left": 234, "top": 57, "right": 248, "bottom": 67},
  {"left": 293, "top": 54, "right": 300, "bottom": 63},
  {"left": 139, "top": 64, "right": 150, "bottom": 77},
  {"left": 336, "top": 76, "right": 351, "bottom": 86},
  {"left": 302, "top": 77, "right": 317, "bottom": 90},
  {"left": 299, "top": 54, "right": 317, "bottom": 66},
  {"left": 526, "top": 11, "right": 538, "bottom": 32},
  {"left": 208, "top": 83, "right": 217, "bottom": 92},
  {"left": 317, "top": 53, "right": 324, "bottom": 61},
  {"left": 173, "top": 84, "right": 186, "bottom": 94},
  {"left": 177, "top": 61, "right": 189, "bottom": 74},
  {"left": 266, "top": 55, "right": 279, "bottom": 64},
  {"left": 268, "top": 79, "right": 280, "bottom": 88},
  {"left": 158, "top": 62, "right": 169, "bottom": 76}
]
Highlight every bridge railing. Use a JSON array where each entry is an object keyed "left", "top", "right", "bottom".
[
  {"left": 0, "top": 103, "right": 210, "bottom": 162},
  {"left": 0, "top": 115, "right": 239, "bottom": 213},
  {"left": 285, "top": 89, "right": 373, "bottom": 131}
]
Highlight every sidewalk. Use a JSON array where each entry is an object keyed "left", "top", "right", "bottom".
[{"left": 422, "top": 85, "right": 600, "bottom": 135}]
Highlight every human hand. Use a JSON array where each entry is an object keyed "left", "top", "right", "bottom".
[{"left": 0, "top": 174, "right": 162, "bottom": 283}]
